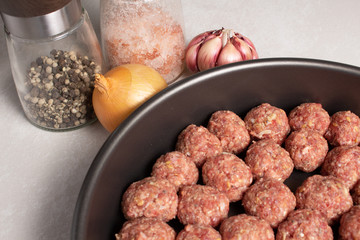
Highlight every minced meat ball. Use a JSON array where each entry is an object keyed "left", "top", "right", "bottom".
[
  {"left": 324, "top": 110, "right": 360, "bottom": 147},
  {"left": 207, "top": 110, "right": 250, "bottom": 154},
  {"left": 151, "top": 151, "right": 199, "bottom": 190},
  {"left": 116, "top": 217, "right": 176, "bottom": 240},
  {"left": 121, "top": 177, "right": 178, "bottom": 221},
  {"left": 177, "top": 184, "right": 229, "bottom": 227},
  {"left": 352, "top": 180, "right": 360, "bottom": 205},
  {"left": 276, "top": 209, "right": 333, "bottom": 240},
  {"left": 220, "top": 214, "right": 274, "bottom": 240},
  {"left": 321, "top": 145, "right": 360, "bottom": 189},
  {"left": 176, "top": 224, "right": 221, "bottom": 240},
  {"left": 245, "top": 139, "right": 294, "bottom": 182},
  {"left": 242, "top": 178, "right": 296, "bottom": 228},
  {"left": 339, "top": 205, "right": 360, "bottom": 240},
  {"left": 175, "top": 124, "right": 223, "bottom": 167},
  {"left": 285, "top": 129, "right": 328, "bottom": 172},
  {"left": 202, "top": 152, "right": 253, "bottom": 202},
  {"left": 288, "top": 102, "right": 330, "bottom": 135},
  {"left": 244, "top": 103, "right": 290, "bottom": 144},
  {"left": 295, "top": 174, "right": 353, "bottom": 225}
]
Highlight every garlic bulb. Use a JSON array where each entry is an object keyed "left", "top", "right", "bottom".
[{"left": 185, "top": 28, "right": 258, "bottom": 72}]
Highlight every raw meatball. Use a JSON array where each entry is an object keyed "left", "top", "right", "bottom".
[
  {"left": 177, "top": 184, "right": 229, "bottom": 227},
  {"left": 321, "top": 145, "right": 360, "bottom": 189},
  {"left": 295, "top": 174, "right": 353, "bottom": 225},
  {"left": 207, "top": 110, "right": 250, "bottom": 154},
  {"left": 121, "top": 177, "right": 178, "bottom": 221},
  {"left": 220, "top": 214, "right": 274, "bottom": 240},
  {"left": 176, "top": 124, "right": 223, "bottom": 167},
  {"left": 288, "top": 102, "right": 330, "bottom": 135},
  {"left": 245, "top": 139, "right": 294, "bottom": 182},
  {"left": 176, "top": 224, "right": 221, "bottom": 240},
  {"left": 339, "top": 205, "right": 360, "bottom": 240},
  {"left": 244, "top": 103, "right": 290, "bottom": 144},
  {"left": 116, "top": 217, "right": 176, "bottom": 240},
  {"left": 324, "top": 110, "right": 360, "bottom": 147},
  {"left": 276, "top": 209, "right": 333, "bottom": 240},
  {"left": 202, "top": 152, "right": 253, "bottom": 202},
  {"left": 352, "top": 180, "right": 360, "bottom": 205},
  {"left": 242, "top": 178, "right": 296, "bottom": 228},
  {"left": 151, "top": 151, "right": 199, "bottom": 190},
  {"left": 285, "top": 129, "right": 328, "bottom": 172}
]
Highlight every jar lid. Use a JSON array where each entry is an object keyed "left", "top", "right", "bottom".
[{"left": 0, "top": 0, "right": 82, "bottom": 39}]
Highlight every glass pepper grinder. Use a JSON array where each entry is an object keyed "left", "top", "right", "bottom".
[{"left": 0, "top": 0, "right": 106, "bottom": 131}]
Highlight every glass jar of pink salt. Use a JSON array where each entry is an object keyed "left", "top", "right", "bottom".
[{"left": 100, "top": 0, "right": 186, "bottom": 84}]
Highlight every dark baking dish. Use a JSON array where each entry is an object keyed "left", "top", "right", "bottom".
[{"left": 71, "top": 58, "right": 360, "bottom": 240}]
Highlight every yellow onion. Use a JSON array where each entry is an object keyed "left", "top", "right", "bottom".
[
  {"left": 93, "top": 64, "right": 168, "bottom": 132},
  {"left": 185, "top": 28, "right": 258, "bottom": 72}
]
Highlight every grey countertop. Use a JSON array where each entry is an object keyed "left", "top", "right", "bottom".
[{"left": 1, "top": 0, "right": 360, "bottom": 239}]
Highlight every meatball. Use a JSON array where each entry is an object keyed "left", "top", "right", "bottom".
[
  {"left": 321, "top": 145, "right": 360, "bottom": 189},
  {"left": 151, "top": 151, "right": 199, "bottom": 190},
  {"left": 288, "top": 102, "right": 330, "bottom": 135},
  {"left": 176, "top": 224, "right": 221, "bottom": 240},
  {"left": 352, "top": 180, "right": 360, "bottom": 205},
  {"left": 121, "top": 177, "right": 178, "bottom": 221},
  {"left": 285, "top": 129, "right": 328, "bottom": 172},
  {"left": 242, "top": 178, "right": 296, "bottom": 228},
  {"left": 176, "top": 124, "right": 223, "bottom": 167},
  {"left": 207, "top": 110, "right": 250, "bottom": 154},
  {"left": 244, "top": 103, "right": 290, "bottom": 144},
  {"left": 116, "top": 217, "right": 176, "bottom": 240},
  {"left": 245, "top": 139, "right": 294, "bottom": 182},
  {"left": 324, "top": 110, "right": 360, "bottom": 147},
  {"left": 220, "top": 214, "right": 274, "bottom": 240},
  {"left": 339, "top": 205, "right": 360, "bottom": 240},
  {"left": 202, "top": 152, "right": 253, "bottom": 202},
  {"left": 177, "top": 184, "right": 229, "bottom": 227},
  {"left": 295, "top": 174, "right": 353, "bottom": 224},
  {"left": 276, "top": 209, "right": 333, "bottom": 240}
]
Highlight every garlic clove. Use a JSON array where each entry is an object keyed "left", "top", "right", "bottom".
[
  {"left": 248, "top": 39, "right": 259, "bottom": 59},
  {"left": 186, "top": 30, "right": 218, "bottom": 72},
  {"left": 197, "top": 35, "right": 222, "bottom": 71},
  {"left": 233, "top": 33, "right": 258, "bottom": 60},
  {"left": 217, "top": 41, "right": 243, "bottom": 67},
  {"left": 185, "top": 31, "right": 212, "bottom": 52},
  {"left": 231, "top": 37, "right": 253, "bottom": 60},
  {"left": 242, "top": 36, "right": 259, "bottom": 59},
  {"left": 185, "top": 42, "right": 202, "bottom": 72}
]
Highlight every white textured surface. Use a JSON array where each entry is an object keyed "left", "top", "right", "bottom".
[{"left": 1, "top": 0, "right": 360, "bottom": 239}]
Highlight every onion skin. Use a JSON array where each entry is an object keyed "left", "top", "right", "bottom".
[
  {"left": 185, "top": 28, "right": 258, "bottom": 72},
  {"left": 93, "top": 64, "right": 167, "bottom": 132}
]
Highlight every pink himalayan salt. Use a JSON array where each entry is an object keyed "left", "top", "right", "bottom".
[{"left": 101, "top": 1, "right": 185, "bottom": 83}]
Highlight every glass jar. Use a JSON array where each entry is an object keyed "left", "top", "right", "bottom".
[
  {"left": 100, "top": 0, "right": 186, "bottom": 84},
  {"left": 1, "top": 0, "right": 106, "bottom": 131}
]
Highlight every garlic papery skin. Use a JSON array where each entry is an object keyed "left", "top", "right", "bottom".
[{"left": 185, "top": 28, "right": 258, "bottom": 72}]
